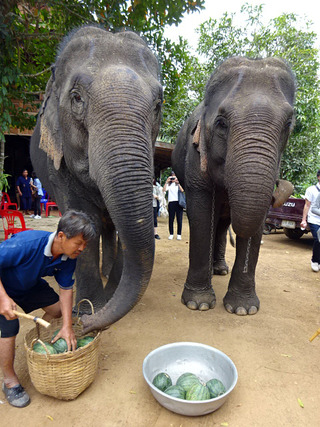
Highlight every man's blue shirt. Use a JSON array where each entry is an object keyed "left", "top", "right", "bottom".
[{"left": 0, "top": 230, "right": 76, "bottom": 297}]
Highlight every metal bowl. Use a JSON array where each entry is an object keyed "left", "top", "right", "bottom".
[{"left": 142, "top": 342, "right": 238, "bottom": 416}]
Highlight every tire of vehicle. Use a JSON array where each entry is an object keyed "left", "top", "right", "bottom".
[
  {"left": 263, "top": 224, "right": 273, "bottom": 235},
  {"left": 283, "top": 227, "right": 304, "bottom": 240}
]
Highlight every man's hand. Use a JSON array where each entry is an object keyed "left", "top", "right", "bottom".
[
  {"left": 51, "top": 325, "right": 77, "bottom": 351},
  {"left": 0, "top": 291, "right": 17, "bottom": 320},
  {"left": 300, "top": 219, "right": 307, "bottom": 229}
]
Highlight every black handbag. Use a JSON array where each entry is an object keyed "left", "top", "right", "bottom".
[{"left": 178, "top": 190, "right": 186, "bottom": 209}]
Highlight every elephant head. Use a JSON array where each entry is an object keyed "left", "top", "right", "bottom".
[
  {"left": 33, "top": 27, "right": 163, "bottom": 331},
  {"left": 194, "top": 57, "right": 296, "bottom": 237}
]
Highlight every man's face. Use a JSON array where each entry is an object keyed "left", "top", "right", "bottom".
[
  {"left": 23, "top": 170, "right": 28, "bottom": 178},
  {"left": 59, "top": 232, "right": 87, "bottom": 259}
]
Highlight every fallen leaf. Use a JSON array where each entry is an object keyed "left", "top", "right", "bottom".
[
  {"left": 171, "top": 292, "right": 176, "bottom": 296},
  {"left": 281, "top": 354, "right": 292, "bottom": 358},
  {"left": 46, "top": 415, "right": 54, "bottom": 421},
  {"left": 298, "top": 398, "right": 304, "bottom": 408},
  {"left": 221, "top": 423, "right": 229, "bottom": 426},
  {"left": 129, "top": 390, "right": 136, "bottom": 394}
]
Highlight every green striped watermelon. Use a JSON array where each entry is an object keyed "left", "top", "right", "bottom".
[
  {"left": 152, "top": 372, "right": 172, "bottom": 392},
  {"left": 206, "top": 378, "right": 226, "bottom": 398},
  {"left": 164, "top": 385, "right": 186, "bottom": 400},
  {"left": 176, "top": 372, "right": 201, "bottom": 392},
  {"left": 186, "top": 383, "right": 211, "bottom": 401}
]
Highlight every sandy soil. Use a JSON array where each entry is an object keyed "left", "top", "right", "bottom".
[{"left": 0, "top": 213, "right": 319, "bottom": 426}]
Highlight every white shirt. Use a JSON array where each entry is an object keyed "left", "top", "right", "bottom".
[
  {"left": 305, "top": 183, "right": 320, "bottom": 225},
  {"left": 166, "top": 183, "right": 179, "bottom": 202}
]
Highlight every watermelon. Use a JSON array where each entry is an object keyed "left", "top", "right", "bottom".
[
  {"left": 176, "top": 372, "right": 201, "bottom": 392},
  {"left": 33, "top": 341, "right": 57, "bottom": 355},
  {"left": 52, "top": 338, "right": 68, "bottom": 353},
  {"left": 164, "top": 385, "right": 186, "bottom": 400},
  {"left": 206, "top": 378, "right": 226, "bottom": 398},
  {"left": 77, "top": 336, "right": 94, "bottom": 348},
  {"left": 152, "top": 372, "right": 172, "bottom": 392},
  {"left": 51, "top": 329, "right": 68, "bottom": 353},
  {"left": 51, "top": 329, "right": 60, "bottom": 339},
  {"left": 186, "top": 383, "right": 211, "bottom": 401}
]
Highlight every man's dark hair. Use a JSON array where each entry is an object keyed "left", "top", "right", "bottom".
[
  {"left": 317, "top": 170, "right": 320, "bottom": 177},
  {"left": 57, "top": 210, "right": 96, "bottom": 241}
]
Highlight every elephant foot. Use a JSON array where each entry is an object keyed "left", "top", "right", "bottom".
[
  {"left": 181, "top": 285, "right": 216, "bottom": 311},
  {"left": 213, "top": 260, "right": 229, "bottom": 276},
  {"left": 223, "top": 290, "right": 260, "bottom": 316}
]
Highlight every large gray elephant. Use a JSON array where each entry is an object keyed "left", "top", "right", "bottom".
[
  {"left": 172, "top": 57, "right": 296, "bottom": 315},
  {"left": 30, "top": 26, "right": 163, "bottom": 332}
]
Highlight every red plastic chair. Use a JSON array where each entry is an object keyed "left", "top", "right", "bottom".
[
  {"left": 45, "top": 201, "right": 62, "bottom": 217},
  {"left": 1, "top": 192, "right": 18, "bottom": 210},
  {"left": 0, "top": 209, "right": 33, "bottom": 240}
]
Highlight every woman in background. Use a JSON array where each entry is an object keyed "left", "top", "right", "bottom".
[
  {"left": 30, "top": 171, "right": 44, "bottom": 219},
  {"left": 163, "top": 171, "right": 184, "bottom": 240}
]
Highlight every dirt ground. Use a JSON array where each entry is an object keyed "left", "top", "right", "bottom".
[{"left": 0, "top": 213, "right": 319, "bottom": 426}]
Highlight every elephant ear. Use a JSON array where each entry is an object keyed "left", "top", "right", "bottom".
[
  {"left": 192, "top": 119, "right": 208, "bottom": 173},
  {"left": 39, "top": 66, "right": 63, "bottom": 170}
]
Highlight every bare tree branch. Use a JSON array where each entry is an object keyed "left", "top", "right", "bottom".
[{"left": 23, "top": 67, "right": 51, "bottom": 78}]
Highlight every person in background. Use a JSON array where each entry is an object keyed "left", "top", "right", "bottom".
[
  {"left": 30, "top": 171, "right": 44, "bottom": 219},
  {"left": 16, "top": 169, "right": 32, "bottom": 216},
  {"left": 163, "top": 171, "right": 184, "bottom": 240},
  {"left": 0, "top": 210, "right": 96, "bottom": 408},
  {"left": 153, "top": 179, "right": 161, "bottom": 239},
  {"left": 300, "top": 169, "right": 320, "bottom": 272}
]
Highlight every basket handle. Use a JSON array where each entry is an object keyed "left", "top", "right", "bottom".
[
  {"left": 30, "top": 338, "right": 53, "bottom": 357},
  {"left": 76, "top": 299, "right": 95, "bottom": 325}
]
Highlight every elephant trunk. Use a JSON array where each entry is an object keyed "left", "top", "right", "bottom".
[
  {"left": 82, "top": 71, "right": 155, "bottom": 332},
  {"left": 226, "top": 127, "right": 279, "bottom": 238}
]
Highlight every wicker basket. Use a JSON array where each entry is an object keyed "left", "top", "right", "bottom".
[{"left": 24, "top": 301, "right": 101, "bottom": 400}]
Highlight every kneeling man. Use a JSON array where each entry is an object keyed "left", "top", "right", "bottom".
[{"left": 0, "top": 210, "right": 96, "bottom": 407}]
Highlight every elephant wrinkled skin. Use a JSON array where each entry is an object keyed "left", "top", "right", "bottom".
[
  {"left": 30, "top": 26, "right": 163, "bottom": 333},
  {"left": 172, "top": 57, "right": 296, "bottom": 315}
]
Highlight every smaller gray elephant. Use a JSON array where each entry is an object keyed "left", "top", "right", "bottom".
[{"left": 172, "top": 57, "right": 296, "bottom": 315}]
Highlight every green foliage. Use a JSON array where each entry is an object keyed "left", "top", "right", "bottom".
[
  {"left": 157, "top": 36, "right": 199, "bottom": 142},
  {"left": 194, "top": 4, "right": 320, "bottom": 192},
  {"left": 0, "top": 0, "right": 204, "bottom": 145},
  {"left": 0, "top": 173, "right": 10, "bottom": 192}
]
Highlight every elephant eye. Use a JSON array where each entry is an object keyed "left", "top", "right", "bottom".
[
  {"left": 214, "top": 116, "right": 229, "bottom": 138},
  {"left": 154, "top": 99, "right": 162, "bottom": 113},
  {"left": 215, "top": 116, "right": 228, "bottom": 129},
  {"left": 71, "top": 90, "right": 84, "bottom": 115}
]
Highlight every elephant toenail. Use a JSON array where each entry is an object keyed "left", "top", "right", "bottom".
[
  {"left": 186, "top": 301, "right": 198, "bottom": 310},
  {"left": 225, "top": 303, "right": 234, "bottom": 313},
  {"left": 199, "top": 303, "right": 209, "bottom": 311},
  {"left": 210, "top": 300, "right": 216, "bottom": 309},
  {"left": 248, "top": 306, "right": 258, "bottom": 315},
  {"left": 235, "top": 307, "right": 247, "bottom": 316}
]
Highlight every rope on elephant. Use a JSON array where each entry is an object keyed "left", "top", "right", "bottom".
[
  {"left": 243, "top": 237, "right": 252, "bottom": 274},
  {"left": 208, "top": 185, "right": 216, "bottom": 285}
]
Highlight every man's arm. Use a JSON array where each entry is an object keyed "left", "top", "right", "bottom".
[
  {"left": 0, "top": 279, "right": 17, "bottom": 320},
  {"left": 52, "top": 288, "right": 77, "bottom": 351},
  {"left": 301, "top": 199, "right": 311, "bottom": 228}
]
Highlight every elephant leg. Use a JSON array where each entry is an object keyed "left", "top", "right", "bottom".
[
  {"left": 213, "top": 218, "right": 231, "bottom": 276},
  {"left": 223, "top": 227, "right": 262, "bottom": 316},
  {"left": 182, "top": 190, "right": 216, "bottom": 311},
  {"left": 104, "top": 238, "right": 123, "bottom": 301},
  {"left": 101, "top": 216, "right": 117, "bottom": 279}
]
